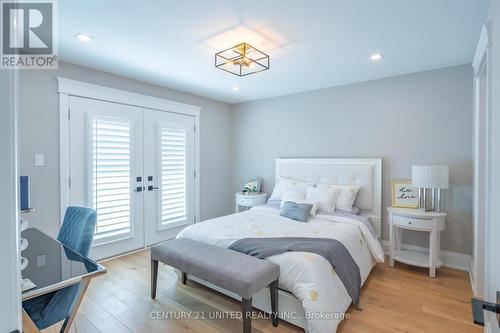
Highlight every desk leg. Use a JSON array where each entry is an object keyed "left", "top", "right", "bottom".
[
  {"left": 60, "top": 277, "right": 92, "bottom": 333},
  {"left": 23, "top": 308, "right": 41, "bottom": 333}
]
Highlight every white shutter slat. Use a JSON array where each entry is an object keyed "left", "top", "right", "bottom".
[
  {"left": 160, "top": 126, "right": 187, "bottom": 226},
  {"left": 92, "top": 118, "right": 132, "bottom": 239}
]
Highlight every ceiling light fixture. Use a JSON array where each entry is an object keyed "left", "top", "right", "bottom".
[
  {"left": 215, "top": 42, "right": 270, "bottom": 77},
  {"left": 75, "top": 33, "right": 94, "bottom": 43},
  {"left": 232, "top": 86, "right": 241, "bottom": 92},
  {"left": 370, "top": 52, "right": 384, "bottom": 62}
]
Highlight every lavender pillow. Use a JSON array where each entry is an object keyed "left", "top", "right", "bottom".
[{"left": 335, "top": 205, "right": 361, "bottom": 215}]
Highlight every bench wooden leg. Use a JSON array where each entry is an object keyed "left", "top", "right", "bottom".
[
  {"left": 242, "top": 297, "right": 252, "bottom": 333},
  {"left": 270, "top": 280, "right": 279, "bottom": 327},
  {"left": 151, "top": 259, "right": 158, "bottom": 299},
  {"left": 182, "top": 271, "right": 187, "bottom": 285}
]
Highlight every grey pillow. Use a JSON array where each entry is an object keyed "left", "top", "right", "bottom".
[{"left": 280, "top": 201, "right": 313, "bottom": 222}]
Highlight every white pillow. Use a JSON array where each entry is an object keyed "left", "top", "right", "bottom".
[
  {"left": 280, "top": 197, "right": 319, "bottom": 216},
  {"left": 305, "top": 186, "right": 339, "bottom": 214},
  {"left": 317, "top": 184, "right": 360, "bottom": 212},
  {"left": 268, "top": 177, "right": 313, "bottom": 202}
]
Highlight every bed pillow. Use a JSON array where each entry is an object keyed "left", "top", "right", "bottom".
[
  {"left": 280, "top": 197, "right": 319, "bottom": 216},
  {"left": 305, "top": 186, "right": 339, "bottom": 214},
  {"left": 268, "top": 177, "right": 313, "bottom": 202},
  {"left": 317, "top": 184, "right": 360, "bottom": 212},
  {"left": 280, "top": 201, "right": 313, "bottom": 222}
]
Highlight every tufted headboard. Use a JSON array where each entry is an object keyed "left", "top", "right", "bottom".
[{"left": 275, "top": 158, "right": 382, "bottom": 238}]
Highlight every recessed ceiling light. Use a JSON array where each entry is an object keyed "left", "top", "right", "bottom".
[
  {"left": 75, "top": 33, "right": 94, "bottom": 43},
  {"left": 232, "top": 86, "right": 241, "bottom": 92},
  {"left": 370, "top": 52, "right": 384, "bottom": 62}
]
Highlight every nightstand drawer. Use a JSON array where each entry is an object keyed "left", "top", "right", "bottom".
[
  {"left": 238, "top": 198, "right": 255, "bottom": 206},
  {"left": 393, "top": 215, "right": 432, "bottom": 230}
]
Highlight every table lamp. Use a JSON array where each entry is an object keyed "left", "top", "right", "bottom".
[{"left": 412, "top": 165, "right": 449, "bottom": 212}]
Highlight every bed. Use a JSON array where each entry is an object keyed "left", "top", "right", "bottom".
[{"left": 177, "top": 158, "right": 384, "bottom": 333}]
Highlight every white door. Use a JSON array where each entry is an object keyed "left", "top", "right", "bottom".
[
  {"left": 144, "top": 110, "right": 195, "bottom": 245},
  {"left": 69, "top": 96, "right": 144, "bottom": 259}
]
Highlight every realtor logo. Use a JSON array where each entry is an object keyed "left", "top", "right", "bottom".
[{"left": 1, "top": 0, "right": 57, "bottom": 69}]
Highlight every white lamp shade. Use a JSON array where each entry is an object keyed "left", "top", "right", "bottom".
[{"left": 412, "top": 165, "right": 449, "bottom": 189}]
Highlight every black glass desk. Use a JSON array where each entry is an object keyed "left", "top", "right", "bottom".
[{"left": 21, "top": 228, "right": 106, "bottom": 333}]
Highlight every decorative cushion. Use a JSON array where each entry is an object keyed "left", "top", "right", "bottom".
[
  {"left": 305, "top": 186, "right": 339, "bottom": 214},
  {"left": 268, "top": 177, "right": 314, "bottom": 202},
  {"left": 280, "top": 201, "right": 313, "bottom": 222},
  {"left": 280, "top": 196, "right": 319, "bottom": 215},
  {"left": 317, "top": 184, "right": 360, "bottom": 212}
]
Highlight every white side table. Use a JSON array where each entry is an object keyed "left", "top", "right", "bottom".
[
  {"left": 235, "top": 192, "right": 267, "bottom": 213},
  {"left": 387, "top": 207, "right": 446, "bottom": 277}
]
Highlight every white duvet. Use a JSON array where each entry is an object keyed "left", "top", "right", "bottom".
[{"left": 177, "top": 206, "right": 384, "bottom": 333}]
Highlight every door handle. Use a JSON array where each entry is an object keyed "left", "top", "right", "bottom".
[
  {"left": 134, "top": 186, "right": 145, "bottom": 192},
  {"left": 148, "top": 186, "right": 160, "bottom": 191}
]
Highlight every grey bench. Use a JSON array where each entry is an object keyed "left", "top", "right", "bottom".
[{"left": 150, "top": 238, "right": 280, "bottom": 333}]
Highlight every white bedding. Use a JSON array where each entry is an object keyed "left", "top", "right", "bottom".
[{"left": 177, "top": 206, "right": 384, "bottom": 333}]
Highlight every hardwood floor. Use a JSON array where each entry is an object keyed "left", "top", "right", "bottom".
[{"left": 42, "top": 250, "right": 480, "bottom": 333}]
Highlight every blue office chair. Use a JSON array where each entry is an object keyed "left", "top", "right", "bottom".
[{"left": 23, "top": 206, "right": 97, "bottom": 331}]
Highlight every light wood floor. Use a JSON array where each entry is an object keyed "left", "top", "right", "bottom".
[{"left": 43, "top": 250, "right": 480, "bottom": 333}]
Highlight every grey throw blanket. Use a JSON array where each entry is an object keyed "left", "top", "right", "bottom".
[{"left": 229, "top": 237, "right": 361, "bottom": 305}]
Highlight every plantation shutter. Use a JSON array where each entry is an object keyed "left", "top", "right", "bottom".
[
  {"left": 160, "top": 126, "right": 187, "bottom": 225},
  {"left": 92, "top": 118, "right": 132, "bottom": 239}
]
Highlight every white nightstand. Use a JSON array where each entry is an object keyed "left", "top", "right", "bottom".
[
  {"left": 387, "top": 207, "right": 446, "bottom": 277},
  {"left": 235, "top": 192, "right": 268, "bottom": 213}
]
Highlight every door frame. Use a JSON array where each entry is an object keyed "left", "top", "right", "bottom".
[
  {"left": 57, "top": 77, "right": 201, "bottom": 252},
  {"left": 471, "top": 24, "right": 491, "bottom": 298}
]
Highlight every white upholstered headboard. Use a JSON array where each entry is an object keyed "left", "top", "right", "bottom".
[{"left": 275, "top": 158, "right": 382, "bottom": 238}]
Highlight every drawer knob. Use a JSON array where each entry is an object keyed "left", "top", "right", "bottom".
[{"left": 408, "top": 222, "right": 412, "bottom": 224}]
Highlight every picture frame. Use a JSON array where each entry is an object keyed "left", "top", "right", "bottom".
[
  {"left": 391, "top": 179, "right": 418, "bottom": 208},
  {"left": 242, "top": 178, "right": 262, "bottom": 193}
]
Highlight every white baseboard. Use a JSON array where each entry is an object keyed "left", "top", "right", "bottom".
[{"left": 381, "top": 241, "right": 471, "bottom": 272}]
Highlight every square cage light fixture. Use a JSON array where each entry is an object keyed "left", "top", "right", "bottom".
[{"left": 215, "top": 42, "right": 270, "bottom": 77}]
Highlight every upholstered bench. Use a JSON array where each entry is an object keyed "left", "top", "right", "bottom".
[{"left": 150, "top": 238, "right": 280, "bottom": 333}]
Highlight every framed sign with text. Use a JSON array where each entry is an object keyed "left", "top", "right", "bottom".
[{"left": 391, "top": 179, "right": 418, "bottom": 208}]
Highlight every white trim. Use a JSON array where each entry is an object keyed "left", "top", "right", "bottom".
[
  {"left": 275, "top": 157, "right": 382, "bottom": 238},
  {"left": 472, "top": 23, "right": 491, "bottom": 299},
  {"left": 57, "top": 77, "right": 201, "bottom": 117},
  {"left": 472, "top": 25, "right": 489, "bottom": 72},
  {"left": 59, "top": 93, "right": 70, "bottom": 224},
  {"left": 195, "top": 115, "right": 200, "bottom": 223},
  {"left": 382, "top": 241, "right": 471, "bottom": 272},
  {"left": 58, "top": 78, "right": 201, "bottom": 248}
]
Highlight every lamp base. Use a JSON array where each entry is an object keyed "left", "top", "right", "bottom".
[{"left": 418, "top": 188, "right": 443, "bottom": 212}]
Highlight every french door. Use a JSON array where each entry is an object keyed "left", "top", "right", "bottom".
[
  {"left": 144, "top": 109, "right": 195, "bottom": 245},
  {"left": 68, "top": 96, "right": 195, "bottom": 259}
]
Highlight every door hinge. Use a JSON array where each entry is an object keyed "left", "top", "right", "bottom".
[
  {"left": 194, "top": 216, "right": 197, "bottom": 223},
  {"left": 194, "top": 125, "right": 196, "bottom": 133},
  {"left": 194, "top": 171, "right": 196, "bottom": 178},
  {"left": 67, "top": 108, "right": 71, "bottom": 120},
  {"left": 68, "top": 177, "right": 72, "bottom": 188}
]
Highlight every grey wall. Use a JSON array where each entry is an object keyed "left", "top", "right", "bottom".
[
  {"left": 231, "top": 65, "right": 473, "bottom": 255},
  {"left": 18, "top": 61, "right": 233, "bottom": 238},
  {"left": 18, "top": 61, "right": 474, "bottom": 256},
  {"left": 486, "top": 0, "right": 500, "bottom": 300}
]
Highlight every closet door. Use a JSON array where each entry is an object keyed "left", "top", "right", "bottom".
[
  {"left": 68, "top": 96, "right": 144, "bottom": 259},
  {"left": 143, "top": 110, "right": 195, "bottom": 245}
]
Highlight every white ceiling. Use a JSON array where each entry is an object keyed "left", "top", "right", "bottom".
[{"left": 59, "top": 0, "right": 489, "bottom": 104}]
